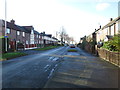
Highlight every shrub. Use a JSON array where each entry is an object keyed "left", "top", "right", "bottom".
[{"left": 102, "top": 34, "right": 120, "bottom": 51}]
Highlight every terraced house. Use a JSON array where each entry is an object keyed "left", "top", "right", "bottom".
[
  {"left": 95, "top": 16, "right": 120, "bottom": 43},
  {"left": 0, "top": 19, "right": 58, "bottom": 52},
  {"left": 79, "top": 16, "right": 120, "bottom": 54}
]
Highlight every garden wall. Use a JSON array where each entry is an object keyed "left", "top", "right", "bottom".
[{"left": 97, "top": 48, "right": 120, "bottom": 67}]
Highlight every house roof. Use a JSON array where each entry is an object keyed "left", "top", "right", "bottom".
[
  {"left": 34, "top": 30, "right": 40, "bottom": 35},
  {"left": 93, "top": 16, "right": 120, "bottom": 34},
  {"left": 102, "top": 16, "right": 120, "bottom": 29},
  {"left": 22, "top": 26, "right": 34, "bottom": 30},
  {"left": 52, "top": 37, "right": 58, "bottom": 40},
  {"left": 1, "top": 20, "right": 32, "bottom": 33},
  {"left": 45, "top": 34, "right": 52, "bottom": 38},
  {"left": 40, "top": 32, "right": 52, "bottom": 37},
  {"left": 2, "top": 20, "right": 22, "bottom": 31}
]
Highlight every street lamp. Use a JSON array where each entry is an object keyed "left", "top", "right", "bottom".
[{"left": 5, "top": 0, "right": 7, "bottom": 52}]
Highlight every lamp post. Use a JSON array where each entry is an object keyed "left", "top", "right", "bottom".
[{"left": 5, "top": 0, "right": 7, "bottom": 52}]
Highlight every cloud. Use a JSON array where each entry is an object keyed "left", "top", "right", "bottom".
[{"left": 96, "top": 3, "right": 110, "bottom": 11}]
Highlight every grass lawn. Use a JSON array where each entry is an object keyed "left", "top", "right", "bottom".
[
  {"left": 0, "top": 52, "right": 28, "bottom": 60},
  {"left": 67, "top": 49, "right": 77, "bottom": 52},
  {"left": 33, "top": 46, "right": 61, "bottom": 51}
]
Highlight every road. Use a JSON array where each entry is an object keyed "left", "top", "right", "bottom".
[
  {"left": 44, "top": 47, "right": 119, "bottom": 88},
  {"left": 2, "top": 47, "right": 68, "bottom": 88},
  {"left": 1, "top": 46, "right": 119, "bottom": 88}
]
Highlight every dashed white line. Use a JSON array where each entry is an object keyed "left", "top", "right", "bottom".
[
  {"left": 48, "top": 68, "right": 55, "bottom": 78},
  {"left": 44, "top": 64, "right": 50, "bottom": 69},
  {"left": 52, "top": 57, "right": 59, "bottom": 61}
]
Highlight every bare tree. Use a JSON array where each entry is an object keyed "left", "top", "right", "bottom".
[
  {"left": 57, "top": 26, "right": 75, "bottom": 44},
  {"left": 59, "top": 26, "right": 66, "bottom": 44}
]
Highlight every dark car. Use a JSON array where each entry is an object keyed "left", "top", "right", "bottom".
[{"left": 69, "top": 44, "right": 75, "bottom": 48}]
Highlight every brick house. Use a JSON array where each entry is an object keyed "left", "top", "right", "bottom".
[
  {"left": 0, "top": 19, "right": 31, "bottom": 51},
  {"left": 79, "top": 16, "right": 120, "bottom": 54},
  {"left": 41, "top": 32, "right": 58, "bottom": 46},
  {"left": 0, "top": 19, "right": 39, "bottom": 51},
  {"left": 0, "top": 19, "right": 59, "bottom": 52},
  {"left": 96, "top": 16, "right": 120, "bottom": 43}
]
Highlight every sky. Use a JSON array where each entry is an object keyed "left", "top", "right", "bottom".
[{"left": 0, "top": 0, "right": 119, "bottom": 43}]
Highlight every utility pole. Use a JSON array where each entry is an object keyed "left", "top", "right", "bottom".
[{"left": 5, "top": 0, "right": 7, "bottom": 52}]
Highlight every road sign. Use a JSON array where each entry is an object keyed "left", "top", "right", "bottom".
[{"left": 4, "top": 36, "right": 8, "bottom": 38}]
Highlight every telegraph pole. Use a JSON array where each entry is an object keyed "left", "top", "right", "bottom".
[{"left": 5, "top": 0, "right": 8, "bottom": 52}]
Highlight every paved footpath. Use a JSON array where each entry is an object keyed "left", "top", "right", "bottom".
[{"left": 44, "top": 47, "right": 119, "bottom": 88}]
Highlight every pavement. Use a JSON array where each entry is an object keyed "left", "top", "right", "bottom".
[{"left": 44, "top": 47, "right": 119, "bottom": 88}]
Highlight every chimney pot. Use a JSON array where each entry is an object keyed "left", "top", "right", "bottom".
[
  {"left": 10, "top": 19, "right": 15, "bottom": 24},
  {"left": 110, "top": 18, "right": 113, "bottom": 21}
]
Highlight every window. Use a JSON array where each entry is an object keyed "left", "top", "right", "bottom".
[
  {"left": 17, "top": 40, "right": 20, "bottom": 43},
  {"left": 6, "top": 28, "right": 10, "bottom": 34},
  {"left": 9, "top": 44, "right": 11, "bottom": 49},
  {"left": 17, "top": 31, "right": 20, "bottom": 35},
  {"left": 37, "top": 35, "right": 38, "bottom": 38},
  {"left": 26, "top": 41, "right": 28, "bottom": 44},
  {"left": 23, "top": 32, "right": 25, "bottom": 37}
]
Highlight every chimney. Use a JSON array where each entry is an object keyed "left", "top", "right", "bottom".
[
  {"left": 100, "top": 25, "right": 101, "bottom": 29},
  {"left": 10, "top": 19, "right": 15, "bottom": 24},
  {"left": 110, "top": 18, "right": 113, "bottom": 21},
  {"left": 43, "top": 31, "right": 45, "bottom": 34}
]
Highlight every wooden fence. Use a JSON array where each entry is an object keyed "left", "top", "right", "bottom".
[{"left": 97, "top": 48, "right": 120, "bottom": 67}]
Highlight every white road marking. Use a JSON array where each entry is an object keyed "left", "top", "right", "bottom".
[
  {"left": 48, "top": 69, "right": 55, "bottom": 78},
  {"left": 44, "top": 64, "right": 50, "bottom": 72},
  {"left": 44, "top": 64, "right": 50, "bottom": 69},
  {"left": 52, "top": 57, "right": 59, "bottom": 61},
  {"left": 48, "top": 57, "right": 54, "bottom": 61},
  {"left": 55, "top": 64, "right": 58, "bottom": 67}
]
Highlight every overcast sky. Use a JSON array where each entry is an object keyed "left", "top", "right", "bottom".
[{"left": 0, "top": 0, "right": 119, "bottom": 43}]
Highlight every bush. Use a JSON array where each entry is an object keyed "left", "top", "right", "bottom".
[{"left": 102, "top": 34, "right": 120, "bottom": 51}]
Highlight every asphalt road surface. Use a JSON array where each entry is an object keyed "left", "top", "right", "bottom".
[
  {"left": 1, "top": 46, "right": 119, "bottom": 88},
  {"left": 2, "top": 47, "right": 68, "bottom": 88},
  {"left": 44, "top": 47, "right": 119, "bottom": 88}
]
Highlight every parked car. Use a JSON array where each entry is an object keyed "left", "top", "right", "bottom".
[
  {"left": 69, "top": 44, "right": 75, "bottom": 48},
  {"left": 17, "top": 43, "right": 24, "bottom": 50}
]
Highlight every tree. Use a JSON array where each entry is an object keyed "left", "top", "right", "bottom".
[
  {"left": 57, "top": 26, "right": 75, "bottom": 44},
  {"left": 59, "top": 26, "right": 67, "bottom": 44}
]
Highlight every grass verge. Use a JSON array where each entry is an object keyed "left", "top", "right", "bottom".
[
  {"left": 67, "top": 49, "right": 77, "bottom": 52},
  {"left": 33, "top": 46, "right": 60, "bottom": 51},
  {"left": 0, "top": 52, "right": 28, "bottom": 61}
]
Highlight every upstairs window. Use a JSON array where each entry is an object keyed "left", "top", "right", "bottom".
[
  {"left": 23, "top": 32, "right": 25, "bottom": 37},
  {"left": 37, "top": 35, "right": 38, "bottom": 38},
  {"left": 6, "top": 28, "right": 10, "bottom": 34},
  {"left": 17, "top": 31, "right": 20, "bottom": 35}
]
